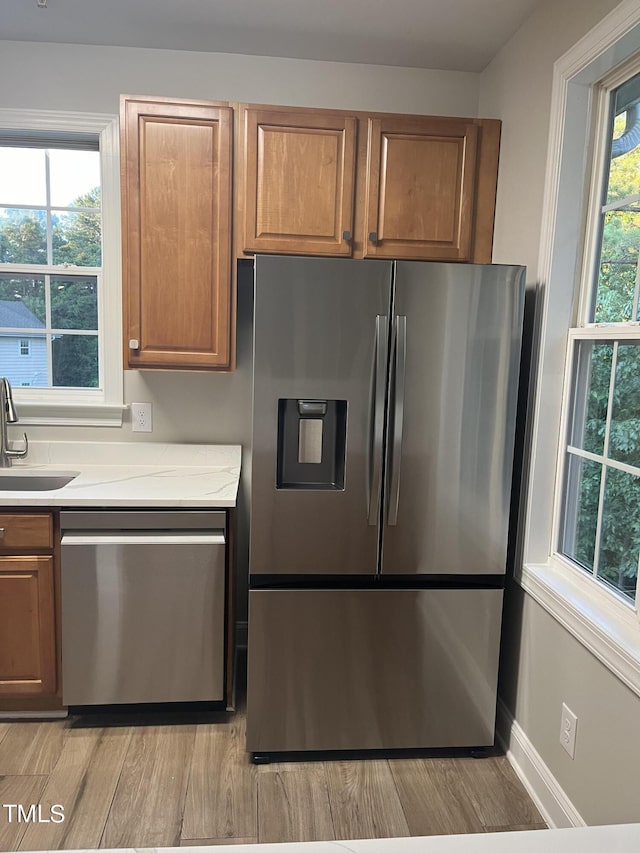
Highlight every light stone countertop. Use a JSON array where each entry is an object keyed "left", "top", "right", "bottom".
[
  {"left": 19, "top": 824, "right": 640, "bottom": 853},
  {"left": 0, "top": 441, "right": 241, "bottom": 507}
]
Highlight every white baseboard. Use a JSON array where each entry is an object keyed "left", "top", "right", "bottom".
[{"left": 496, "top": 699, "right": 586, "bottom": 829}]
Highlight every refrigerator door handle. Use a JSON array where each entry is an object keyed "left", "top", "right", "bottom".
[
  {"left": 368, "top": 314, "right": 388, "bottom": 525},
  {"left": 388, "top": 315, "right": 407, "bottom": 526}
]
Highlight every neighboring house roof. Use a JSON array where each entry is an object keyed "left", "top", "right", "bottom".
[{"left": 0, "top": 300, "right": 45, "bottom": 330}]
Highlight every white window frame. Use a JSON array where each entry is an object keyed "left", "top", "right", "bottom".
[
  {"left": 553, "top": 59, "right": 640, "bottom": 611},
  {"left": 0, "top": 108, "right": 123, "bottom": 426},
  {"left": 19, "top": 339, "right": 30, "bottom": 356},
  {"left": 521, "top": 0, "right": 640, "bottom": 699}
]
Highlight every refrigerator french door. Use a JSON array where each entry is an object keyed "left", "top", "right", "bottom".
[{"left": 248, "top": 255, "right": 525, "bottom": 757}]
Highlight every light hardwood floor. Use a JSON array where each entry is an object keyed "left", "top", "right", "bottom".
[{"left": 0, "top": 668, "right": 546, "bottom": 851}]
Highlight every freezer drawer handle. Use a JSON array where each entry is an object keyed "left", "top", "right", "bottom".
[
  {"left": 388, "top": 315, "right": 407, "bottom": 526},
  {"left": 368, "top": 314, "right": 387, "bottom": 525}
]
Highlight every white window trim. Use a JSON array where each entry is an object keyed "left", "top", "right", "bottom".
[
  {"left": 520, "top": 0, "right": 640, "bottom": 699},
  {"left": 0, "top": 108, "right": 124, "bottom": 426}
]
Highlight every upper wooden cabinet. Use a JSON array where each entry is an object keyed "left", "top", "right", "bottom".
[
  {"left": 364, "top": 116, "right": 480, "bottom": 261},
  {"left": 121, "top": 96, "right": 233, "bottom": 370},
  {"left": 241, "top": 105, "right": 357, "bottom": 256},
  {"left": 239, "top": 106, "right": 501, "bottom": 264}
]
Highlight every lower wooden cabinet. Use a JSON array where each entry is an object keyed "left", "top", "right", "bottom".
[
  {"left": 0, "top": 512, "right": 60, "bottom": 709},
  {"left": 0, "top": 556, "right": 56, "bottom": 697}
]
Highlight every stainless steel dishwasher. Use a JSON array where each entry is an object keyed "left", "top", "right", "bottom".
[{"left": 61, "top": 509, "right": 226, "bottom": 706}]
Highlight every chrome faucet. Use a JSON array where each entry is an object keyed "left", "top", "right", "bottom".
[{"left": 0, "top": 378, "right": 28, "bottom": 468}]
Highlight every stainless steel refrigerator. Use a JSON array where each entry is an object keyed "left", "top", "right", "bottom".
[{"left": 247, "top": 255, "right": 525, "bottom": 758}]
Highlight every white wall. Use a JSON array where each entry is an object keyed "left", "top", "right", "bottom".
[
  {"left": 479, "top": 0, "right": 640, "bottom": 826},
  {"left": 0, "top": 40, "right": 479, "bottom": 119}
]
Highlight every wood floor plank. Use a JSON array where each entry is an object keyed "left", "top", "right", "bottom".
[
  {"left": 180, "top": 837, "right": 257, "bottom": 846},
  {"left": 485, "top": 824, "right": 548, "bottom": 832},
  {"left": 257, "top": 767, "right": 334, "bottom": 844},
  {"left": 325, "top": 760, "right": 410, "bottom": 840},
  {"left": 389, "top": 758, "right": 484, "bottom": 836},
  {"left": 182, "top": 715, "right": 256, "bottom": 841},
  {"left": 18, "top": 725, "right": 133, "bottom": 851},
  {"left": 0, "top": 724, "right": 9, "bottom": 746},
  {"left": 59, "top": 725, "right": 133, "bottom": 850},
  {"left": 0, "top": 775, "right": 48, "bottom": 853},
  {"left": 0, "top": 722, "right": 65, "bottom": 775},
  {"left": 100, "top": 724, "right": 196, "bottom": 849},
  {"left": 454, "top": 757, "right": 545, "bottom": 828}
]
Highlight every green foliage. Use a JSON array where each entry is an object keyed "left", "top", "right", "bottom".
[
  {"left": 0, "top": 209, "right": 47, "bottom": 265},
  {"left": 594, "top": 114, "right": 640, "bottom": 323},
  {"left": 571, "top": 113, "right": 640, "bottom": 600},
  {"left": 0, "top": 186, "right": 101, "bottom": 388},
  {"left": 52, "top": 187, "right": 102, "bottom": 267},
  {"left": 52, "top": 334, "right": 98, "bottom": 388}
]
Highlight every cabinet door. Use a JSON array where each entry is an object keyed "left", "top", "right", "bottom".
[
  {"left": 242, "top": 106, "right": 357, "bottom": 256},
  {"left": 364, "top": 116, "right": 479, "bottom": 261},
  {"left": 121, "top": 97, "right": 233, "bottom": 369},
  {"left": 0, "top": 556, "right": 56, "bottom": 697}
]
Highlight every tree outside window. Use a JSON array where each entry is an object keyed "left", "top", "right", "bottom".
[{"left": 0, "top": 144, "right": 101, "bottom": 389}]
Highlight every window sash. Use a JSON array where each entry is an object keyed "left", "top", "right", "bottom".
[
  {"left": 0, "top": 109, "right": 122, "bottom": 423},
  {"left": 554, "top": 328, "right": 640, "bottom": 613}
]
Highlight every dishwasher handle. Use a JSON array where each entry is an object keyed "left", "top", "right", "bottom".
[
  {"left": 61, "top": 532, "right": 225, "bottom": 546},
  {"left": 60, "top": 509, "right": 226, "bottom": 532}
]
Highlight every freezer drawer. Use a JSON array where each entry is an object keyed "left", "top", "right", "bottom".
[
  {"left": 61, "top": 532, "right": 226, "bottom": 705},
  {"left": 247, "top": 587, "right": 503, "bottom": 753}
]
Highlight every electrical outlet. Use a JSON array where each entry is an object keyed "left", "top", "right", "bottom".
[
  {"left": 131, "top": 402, "right": 153, "bottom": 433},
  {"left": 560, "top": 702, "right": 578, "bottom": 758}
]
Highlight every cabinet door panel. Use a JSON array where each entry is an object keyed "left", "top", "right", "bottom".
[
  {"left": 365, "top": 117, "right": 478, "bottom": 261},
  {"left": 0, "top": 556, "right": 56, "bottom": 696},
  {"left": 122, "top": 98, "right": 232, "bottom": 369},
  {"left": 243, "top": 107, "right": 356, "bottom": 256}
]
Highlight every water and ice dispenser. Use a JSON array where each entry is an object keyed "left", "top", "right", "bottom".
[{"left": 276, "top": 399, "right": 347, "bottom": 490}]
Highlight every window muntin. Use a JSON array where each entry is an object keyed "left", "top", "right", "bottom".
[
  {"left": 0, "top": 142, "right": 101, "bottom": 390},
  {"left": 559, "top": 66, "right": 640, "bottom": 607},
  {"left": 562, "top": 339, "right": 640, "bottom": 603}
]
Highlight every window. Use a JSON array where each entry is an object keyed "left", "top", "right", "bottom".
[
  {"left": 0, "top": 142, "right": 100, "bottom": 389},
  {"left": 520, "top": 6, "right": 640, "bottom": 696},
  {"left": 0, "top": 109, "right": 122, "bottom": 424},
  {"left": 558, "top": 65, "right": 640, "bottom": 607}
]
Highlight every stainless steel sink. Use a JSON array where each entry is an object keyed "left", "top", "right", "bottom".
[{"left": 0, "top": 473, "right": 78, "bottom": 491}]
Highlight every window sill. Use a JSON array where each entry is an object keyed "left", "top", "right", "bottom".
[
  {"left": 520, "top": 559, "right": 640, "bottom": 699},
  {"left": 16, "top": 400, "right": 125, "bottom": 427}
]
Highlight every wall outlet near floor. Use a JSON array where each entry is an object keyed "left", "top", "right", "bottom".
[
  {"left": 131, "top": 401, "right": 153, "bottom": 433},
  {"left": 560, "top": 702, "right": 578, "bottom": 758}
]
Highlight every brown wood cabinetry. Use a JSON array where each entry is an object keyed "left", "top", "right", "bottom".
[
  {"left": 239, "top": 105, "right": 500, "bottom": 264},
  {"left": 241, "top": 105, "right": 357, "bottom": 256},
  {"left": 121, "top": 96, "right": 233, "bottom": 370},
  {"left": 364, "top": 115, "right": 479, "bottom": 261},
  {"left": 120, "top": 96, "right": 501, "bottom": 373},
  {"left": 0, "top": 512, "right": 60, "bottom": 708}
]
